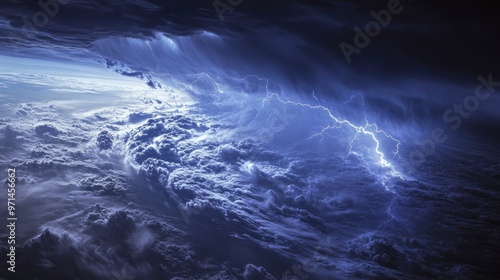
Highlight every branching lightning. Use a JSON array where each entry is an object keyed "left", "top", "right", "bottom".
[
  {"left": 139, "top": 38, "right": 401, "bottom": 175},
  {"left": 147, "top": 70, "right": 403, "bottom": 185},
  {"left": 149, "top": 70, "right": 224, "bottom": 95},
  {"left": 255, "top": 76, "right": 400, "bottom": 167}
]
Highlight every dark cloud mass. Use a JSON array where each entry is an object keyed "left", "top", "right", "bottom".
[{"left": 1, "top": 0, "right": 499, "bottom": 80}]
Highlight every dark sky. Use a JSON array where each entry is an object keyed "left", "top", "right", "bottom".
[
  {"left": 1, "top": 0, "right": 499, "bottom": 102},
  {"left": 1, "top": 0, "right": 498, "bottom": 75}
]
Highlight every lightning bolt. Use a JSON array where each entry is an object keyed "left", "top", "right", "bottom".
[
  {"left": 203, "top": 74, "right": 402, "bottom": 171},
  {"left": 233, "top": 75, "right": 404, "bottom": 190},
  {"left": 381, "top": 194, "right": 415, "bottom": 234},
  {"left": 149, "top": 70, "right": 224, "bottom": 96},
  {"left": 186, "top": 73, "right": 224, "bottom": 94},
  {"left": 342, "top": 93, "right": 365, "bottom": 106},
  {"left": 312, "top": 90, "right": 318, "bottom": 101},
  {"left": 261, "top": 80, "right": 399, "bottom": 167},
  {"left": 145, "top": 70, "right": 403, "bottom": 185}
]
